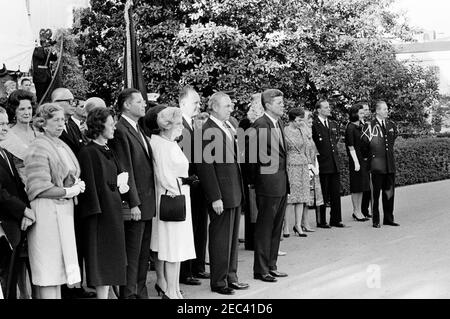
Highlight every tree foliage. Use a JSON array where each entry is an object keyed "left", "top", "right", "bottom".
[{"left": 72, "top": 0, "right": 439, "bottom": 133}]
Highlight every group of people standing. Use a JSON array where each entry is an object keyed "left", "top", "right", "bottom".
[{"left": 0, "top": 83, "right": 400, "bottom": 300}]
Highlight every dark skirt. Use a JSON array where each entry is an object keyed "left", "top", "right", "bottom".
[
  {"left": 82, "top": 211, "right": 127, "bottom": 287},
  {"left": 349, "top": 159, "right": 370, "bottom": 193}
]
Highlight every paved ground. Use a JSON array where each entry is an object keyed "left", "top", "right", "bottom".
[{"left": 144, "top": 179, "right": 450, "bottom": 299}]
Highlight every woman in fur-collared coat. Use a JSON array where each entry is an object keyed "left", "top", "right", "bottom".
[{"left": 24, "top": 103, "right": 86, "bottom": 299}]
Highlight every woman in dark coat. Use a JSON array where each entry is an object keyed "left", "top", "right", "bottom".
[
  {"left": 78, "top": 108, "right": 128, "bottom": 299},
  {"left": 345, "top": 104, "right": 370, "bottom": 222}
]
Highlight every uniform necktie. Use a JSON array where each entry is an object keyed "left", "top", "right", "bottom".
[{"left": 325, "top": 119, "right": 329, "bottom": 129}]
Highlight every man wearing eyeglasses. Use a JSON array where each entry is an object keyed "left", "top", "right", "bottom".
[
  {"left": 51, "top": 88, "right": 88, "bottom": 155},
  {"left": 51, "top": 88, "right": 94, "bottom": 299}
]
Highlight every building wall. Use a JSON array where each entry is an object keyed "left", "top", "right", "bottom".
[{"left": 396, "top": 51, "right": 450, "bottom": 96}]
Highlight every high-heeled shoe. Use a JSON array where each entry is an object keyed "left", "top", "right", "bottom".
[
  {"left": 283, "top": 233, "right": 290, "bottom": 238},
  {"left": 301, "top": 225, "right": 315, "bottom": 232},
  {"left": 161, "top": 293, "right": 170, "bottom": 299},
  {"left": 293, "top": 225, "right": 307, "bottom": 237},
  {"left": 352, "top": 214, "right": 369, "bottom": 222},
  {"left": 155, "top": 283, "right": 165, "bottom": 296}
]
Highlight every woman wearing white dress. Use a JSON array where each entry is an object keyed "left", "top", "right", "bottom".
[
  {"left": 150, "top": 107, "right": 196, "bottom": 299},
  {"left": 24, "top": 104, "right": 86, "bottom": 299}
]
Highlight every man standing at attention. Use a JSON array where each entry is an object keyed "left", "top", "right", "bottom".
[{"left": 312, "top": 99, "right": 345, "bottom": 228}]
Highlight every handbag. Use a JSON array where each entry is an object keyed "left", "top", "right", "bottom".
[{"left": 159, "top": 179, "right": 186, "bottom": 222}]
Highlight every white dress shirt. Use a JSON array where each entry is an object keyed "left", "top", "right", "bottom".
[{"left": 122, "top": 114, "right": 149, "bottom": 153}]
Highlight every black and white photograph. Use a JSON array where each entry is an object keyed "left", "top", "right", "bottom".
[{"left": 1, "top": 0, "right": 450, "bottom": 305}]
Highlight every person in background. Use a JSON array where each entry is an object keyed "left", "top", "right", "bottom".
[
  {"left": 178, "top": 86, "right": 209, "bottom": 287},
  {"left": 283, "top": 108, "right": 310, "bottom": 238},
  {"left": 150, "top": 107, "right": 196, "bottom": 299},
  {"left": 302, "top": 111, "right": 323, "bottom": 232},
  {"left": 78, "top": 107, "right": 128, "bottom": 299},
  {"left": 20, "top": 79, "right": 33, "bottom": 93},
  {"left": 109, "top": 88, "right": 156, "bottom": 299},
  {"left": 51, "top": 88, "right": 92, "bottom": 299},
  {"left": 358, "top": 102, "right": 372, "bottom": 218},
  {"left": 24, "top": 103, "right": 85, "bottom": 299},
  {"left": 312, "top": 100, "right": 345, "bottom": 228},
  {"left": 361, "top": 101, "right": 399, "bottom": 228},
  {"left": 84, "top": 97, "right": 107, "bottom": 115},
  {"left": 345, "top": 104, "right": 370, "bottom": 222},
  {"left": 0, "top": 107, "right": 35, "bottom": 299},
  {"left": 1, "top": 90, "right": 40, "bottom": 182}
]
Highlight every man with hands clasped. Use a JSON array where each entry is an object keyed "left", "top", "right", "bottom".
[{"left": 196, "top": 92, "right": 248, "bottom": 295}]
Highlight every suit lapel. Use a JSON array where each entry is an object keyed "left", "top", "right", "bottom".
[
  {"left": 206, "top": 118, "right": 237, "bottom": 159},
  {"left": 183, "top": 117, "right": 194, "bottom": 134},
  {"left": 120, "top": 117, "right": 151, "bottom": 160}
]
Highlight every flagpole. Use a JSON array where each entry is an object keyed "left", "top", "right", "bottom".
[{"left": 124, "top": 0, "right": 133, "bottom": 88}]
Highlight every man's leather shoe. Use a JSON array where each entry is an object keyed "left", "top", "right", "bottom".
[
  {"left": 330, "top": 222, "right": 346, "bottom": 228},
  {"left": 193, "top": 271, "right": 210, "bottom": 279},
  {"left": 373, "top": 223, "right": 381, "bottom": 228},
  {"left": 384, "top": 222, "right": 400, "bottom": 226},
  {"left": 229, "top": 282, "right": 249, "bottom": 290},
  {"left": 317, "top": 223, "right": 331, "bottom": 229},
  {"left": 211, "top": 287, "right": 235, "bottom": 295},
  {"left": 269, "top": 270, "right": 288, "bottom": 277},
  {"left": 181, "top": 277, "right": 201, "bottom": 285},
  {"left": 254, "top": 273, "right": 277, "bottom": 282}
]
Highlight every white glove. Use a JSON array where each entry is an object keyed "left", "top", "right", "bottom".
[
  {"left": 117, "top": 172, "right": 129, "bottom": 187},
  {"left": 64, "top": 184, "right": 82, "bottom": 198},
  {"left": 117, "top": 172, "right": 129, "bottom": 194},
  {"left": 119, "top": 184, "right": 130, "bottom": 194},
  {"left": 77, "top": 180, "right": 86, "bottom": 193}
]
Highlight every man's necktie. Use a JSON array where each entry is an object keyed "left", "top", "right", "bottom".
[
  {"left": 0, "top": 148, "right": 14, "bottom": 176},
  {"left": 381, "top": 120, "right": 386, "bottom": 131},
  {"left": 325, "top": 119, "right": 329, "bottom": 129}
]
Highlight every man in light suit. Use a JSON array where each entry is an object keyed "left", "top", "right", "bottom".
[
  {"left": 109, "top": 88, "right": 156, "bottom": 299},
  {"left": 179, "top": 86, "right": 209, "bottom": 286},
  {"left": 196, "top": 92, "right": 249, "bottom": 295},
  {"left": 0, "top": 107, "right": 35, "bottom": 299},
  {"left": 361, "top": 100, "right": 399, "bottom": 228},
  {"left": 248, "top": 89, "right": 289, "bottom": 283}
]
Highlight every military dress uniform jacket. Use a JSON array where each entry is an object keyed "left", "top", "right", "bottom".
[
  {"left": 361, "top": 119, "right": 397, "bottom": 174},
  {"left": 312, "top": 117, "right": 340, "bottom": 174}
]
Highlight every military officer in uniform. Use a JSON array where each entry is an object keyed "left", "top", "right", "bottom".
[
  {"left": 311, "top": 99, "right": 345, "bottom": 228},
  {"left": 361, "top": 100, "right": 399, "bottom": 228}
]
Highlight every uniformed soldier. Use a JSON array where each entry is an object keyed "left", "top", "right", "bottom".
[
  {"left": 312, "top": 100, "right": 345, "bottom": 228},
  {"left": 361, "top": 100, "right": 399, "bottom": 228}
]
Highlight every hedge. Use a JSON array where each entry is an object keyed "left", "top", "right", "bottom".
[{"left": 338, "top": 137, "right": 450, "bottom": 196}]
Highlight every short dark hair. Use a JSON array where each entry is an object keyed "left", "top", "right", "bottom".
[
  {"left": 141, "top": 104, "right": 168, "bottom": 136},
  {"left": 375, "top": 100, "right": 387, "bottom": 110},
  {"left": 348, "top": 104, "right": 363, "bottom": 123},
  {"left": 288, "top": 107, "right": 305, "bottom": 122},
  {"left": 315, "top": 99, "right": 328, "bottom": 110},
  {"left": 86, "top": 107, "right": 114, "bottom": 140},
  {"left": 20, "top": 78, "right": 31, "bottom": 85},
  {"left": 117, "top": 88, "right": 141, "bottom": 112},
  {"left": 261, "top": 89, "right": 283, "bottom": 110},
  {"left": 178, "top": 85, "right": 196, "bottom": 104},
  {"left": 7, "top": 89, "right": 34, "bottom": 120}
]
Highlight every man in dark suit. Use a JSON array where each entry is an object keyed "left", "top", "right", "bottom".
[
  {"left": 312, "top": 99, "right": 345, "bottom": 228},
  {"left": 52, "top": 88, "right": 88, "bottom": 155},
  {"left": 51, "top": 88, "right": 93, "bottom": 298},
  {"left": 196, "top": 92, "right": 248, "bottom": 295},
  {"left": 358, "top": 102, "right": 372, "bottom": 218},
  {"left": 248, "top": 89, "right": 289, "bottom": 283},
  {"left": 0, "top": 107, "right": 35, "bottom": 299},
  {"left": 109, "top": 88, "right": 156, "bottom": 299},
  {"left": 361, "top": 101, "right": 399, "bottom": 228},
  {"left": 178, "top": 86, "right": 209, "bottom": 286}
]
